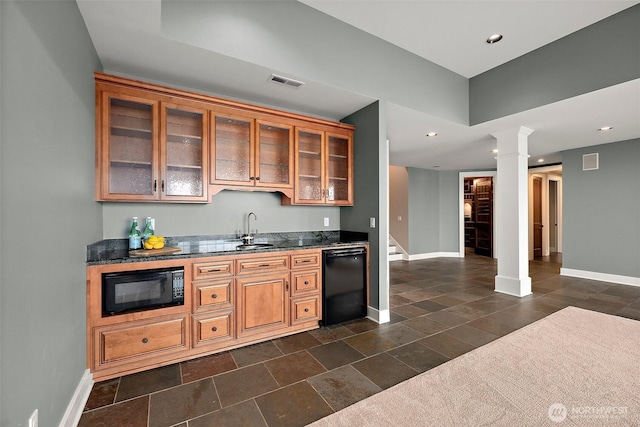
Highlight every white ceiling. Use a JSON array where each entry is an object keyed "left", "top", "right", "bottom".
[{"left": 77, "top": 0, "right": 640, "bottom": 171}]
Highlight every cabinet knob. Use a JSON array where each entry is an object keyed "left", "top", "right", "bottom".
[
  {"left": 304, "top": 281, "right": 309, "bottom": 285},
  {"left": 141, "top": 338, "right": 149, "bottom": 344},
  {"left": 304, "top": 308, "right": 309, "bottom": 312},
  {"left": 212, "top": 327, "right": 218, "bottom": 332},
  {"left": 250, "top": 177, "right": 255, "bottom": 181},
  {"left": 212, "top": 294, "right": 218, "bottom": 299}
]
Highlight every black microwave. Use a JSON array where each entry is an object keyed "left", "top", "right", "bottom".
[{"left": 102, "top": 267, "right": 184, "bottom": 316}]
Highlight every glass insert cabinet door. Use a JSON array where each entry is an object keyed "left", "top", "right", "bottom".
[
  {"left": 326, "top": 132, "right": 352, "bottom": 204},
  {"left": 295, "top": 129, "right": 324, "bottom": 203},
  {"left": 161, "top": 104, "right": 207, "bottom": 200},
  {"left": 211, "top": 113, "right": 254, "bottom": 186},
  {"left": 105, "top": 94, "right": 158, "bottom": 199},
  {"left": 256, "top": 121, "right": 293, "bottom": 188}
]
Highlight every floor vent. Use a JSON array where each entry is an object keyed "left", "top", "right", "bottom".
[
  {"left": 582, "top": 153, "right": 599, "bottom": 171},
  {"left": 269, "top": 74, "right": 304, "bottom": 88}
]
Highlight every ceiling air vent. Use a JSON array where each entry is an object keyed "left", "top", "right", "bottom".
[
  {"left": 582, "top": 153, "right": 599, "bottom": 171},
  {"left": 269, "top": 74, "right": 304, "bottom": 88}
]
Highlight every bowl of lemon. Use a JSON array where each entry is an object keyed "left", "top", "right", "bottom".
[{"left": 143, "top": 235, "right": 165, "bottom": 250}]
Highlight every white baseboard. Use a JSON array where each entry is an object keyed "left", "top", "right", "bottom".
[
  {"left": 560, "top": 268, "right": 640, "bottom": 287},
  {"left": 367, "top": 306, "right": 390, "bottom": 324},
  {"left": 59, "top": 369, "right": 94, "bottom": 427},
  {"left": 406, "top": 252, "right": 461, "bottom": 261}
]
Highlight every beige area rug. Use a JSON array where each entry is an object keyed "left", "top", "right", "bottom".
[{"left": 309, "top": 307, "right": 640, "bottom": 426}]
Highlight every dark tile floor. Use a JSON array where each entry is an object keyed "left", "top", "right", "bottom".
[{"left": 79, "top": 252, "right": 640, "bottom": 427}]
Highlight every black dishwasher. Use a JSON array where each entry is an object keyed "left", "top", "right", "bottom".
[{"left": 322, "top": 247, "right": 367, "bottom": 326}]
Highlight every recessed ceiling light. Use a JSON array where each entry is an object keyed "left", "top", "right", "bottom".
[
  {"left": 537, "top": 158, "right": 544, "bottom": 163},
  {"left": 426, "top": 132, "right": 438, "bottom": 137},
  {"left": 486, "top": 34, "right": 503, "bottom": 44},
  {"left": 491, "top": 148, "right": 499, "bottom": 153},
  {"left": 597, "top": 126, "right": 613, "bottom": 131}
]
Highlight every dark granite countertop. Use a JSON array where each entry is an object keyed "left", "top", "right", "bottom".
[{"left": 87, "top": 230, "right": 368, "bottom": 266}]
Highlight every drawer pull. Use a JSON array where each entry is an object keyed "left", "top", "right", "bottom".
[
  {"left": 212, "top": 294, "right": 218, "bottom": 299},
  {"left": 200, "top": 267, "right": 223, "bottom": 272},
  {"left": 259, "top": 264, "right": 271, "bottom": 268},
  {"left": 298, "top": 259, "right": 311, "bottom": 263},
  {"left": 141, "top": 338, "right": 149, "bottom": 344},
  {"left": 212, "top": 327, "right": 218, "bottom": 332},
  {"left": 304, "top": 308, "right": 310, "bottom": 312},
  {"left": 304, "top": 281, "right": 309, "bottom": 285}
]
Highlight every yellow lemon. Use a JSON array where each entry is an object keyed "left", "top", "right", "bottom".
[
  {"left": 144, "top": 241, "right": 154, "bottom": 250},
  {"left": 147, "top": 235, "right": 159, "bottom": 243},
  {"left": 152, "top": 242, "right": 165, "bottom": 249}
]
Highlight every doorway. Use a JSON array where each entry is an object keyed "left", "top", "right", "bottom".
[
  {"left": 463, "top": 176, "right": 494, "bottom": 257},
  {"left": 528, "top": 167, "right": 563, "bottom": 260},
  {"left": 533, "top": 176, "right": 543, "bottom": 258}
]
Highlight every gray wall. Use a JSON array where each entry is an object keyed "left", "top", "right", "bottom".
[
  {"left": 562, "top": 139, "right": 640, "bottom": 278},
  {"left": 407, "top": 168, "right": 459, "bottom": 254},
  {"left": 0, "top": 2, "right": 103, "bottom": 426},
  {"left": 162, "top": 0, "right": 469, "bottom": 126},
  {"left": 102, "top": 191, "right": 340, "bottom": 239},
  {"left": 470, "top": 4, "right": 640, "bottom": 125},
  {"left": 341, "top": 101, "right": 387, "bottom": 311}
]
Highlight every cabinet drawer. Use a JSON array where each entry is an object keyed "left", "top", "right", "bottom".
[
  {"left": 291, "top": 295, "right": 320, "bottom": 325},
  {"left": 291, "top": 251, "right": 321, "bottom": 269},
  {"left": 193, "top": 311, "right": 234, "bottom": 347},
  {"left": 99, "top": 317, "right": 186, "bottom": 363},
  {"left": 291, "top": 270, "right": 320, "bottom": 296},
  {"left": 194, "top": 279, "right": 233, "bottom": 312},
  {"left": 236, "top": 255, "right": 288, "bottom": 275},
  {"left": 193, "top": 259, "right": 234, "bottom": 280}
]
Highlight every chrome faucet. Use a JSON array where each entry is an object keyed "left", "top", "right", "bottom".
[{"left": 243, "top": 212, "right": 257, "bottom": 244}]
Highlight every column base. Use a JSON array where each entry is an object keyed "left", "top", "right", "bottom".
[{"left": 495, "top": 275, "right": 532, "bottom": 297}]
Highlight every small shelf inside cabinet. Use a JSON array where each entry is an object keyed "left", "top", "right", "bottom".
[
  {"left": 328, "top": 176, "right": 348, "bottom": 181},
  {"left": 110, "top": 160, "right": 152, "bottom": 167},
  {"left": 299, "top": 174, "right": 321, "bottom": 179},
  {"left": 167, "top": 164, "right": 203, "bottom": 170},
  {"left": 167, "top": 135, "right": 202, "bottom": 143},
  {"left": 111, "top": 126, "right": 152, "bottom": 138},
  {"left": 328, "top": 154, "right": 348, "bottom": 159},
  {"left": 298, "top": 150, "right": 321, "bottom": 156}
]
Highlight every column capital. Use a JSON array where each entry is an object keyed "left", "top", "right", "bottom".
[{"left": 491, "top": 126, "right": 534, "bottom": 141}]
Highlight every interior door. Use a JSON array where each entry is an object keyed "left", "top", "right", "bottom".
[
  {"left": 474, "top": 177, "right": 493, "bottom": 257},
  {"left": 533, "top": 176, "right": 543, "bottom": 258},
  {"left": 549, "top": 180, "right": 558, "bottom": 252}
]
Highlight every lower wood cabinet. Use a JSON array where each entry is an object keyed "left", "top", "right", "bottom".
[
  {"left": 237, "top": 272, "right": 289, "bottom": 338},
  {"left": 86, "top": 248, "right": 334, "bottom": 381}
]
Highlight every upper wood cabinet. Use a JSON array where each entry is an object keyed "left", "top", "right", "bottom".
[
  {"left": 96, "top": 86, "right": 208, "bottom": 202},
  {"left": 289, "top": 126, "right": 353, "bottom": 205},
  {"left": 95, "top": 73, "right": 352, "bottom": 204},
  {"left": 210, "top": 111, "right": 294, "bottom": 195}
]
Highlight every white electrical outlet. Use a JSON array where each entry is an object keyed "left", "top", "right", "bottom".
[
  {"left": 397, "top": 216, "right": 402, "bottom": 221},
  {"left": 29, "top": 409, "right": 38, "bottom": 427},
  {"left": 324, "top": 217, "right": 329, "bottom": 227},
  {"left": 369, "top": 217, "right": 376, "bottom": 228}
]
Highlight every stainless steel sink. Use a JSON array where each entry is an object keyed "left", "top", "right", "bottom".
[{"left": 236, "top": 243, "right": 274, "bottom": 251}]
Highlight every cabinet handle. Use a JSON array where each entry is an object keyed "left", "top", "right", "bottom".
[
  {"left": 153, "top": 180, "right": 157, "bottom": 192},
  {"left": 286, "top": 281, "right": 289, "bottom": 292},
  {"left": 141, "top": 338, "right": 149, "bottom": 344},
  {"left": 212, "top": 294, "right": 218, "bottom": 299},
  {"left": 200, "top": 266, "right": 223, "bottom": 273},
  {"left": 250, "top": 176, "right": 255, "bottom": 181},
  {"left": 161, "top": 180, "right": 165, "bottom": 192},
  {"left": 212, "top": 327, "right": 218, "bottom": 332},
  {"left": 259, "top": 264, "right": 271, "bottom": 268}
]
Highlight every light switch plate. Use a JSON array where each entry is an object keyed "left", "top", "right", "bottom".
[
  {"left": 324, "top": 217, "right": 329, "bottom": 227},
  {"left": 369, "top": 217, "right": 376, "bottom": 228}
]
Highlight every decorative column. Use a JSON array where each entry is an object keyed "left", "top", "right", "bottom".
[{"left": 492, "top": 126, "right": 534, "bottom": 297}]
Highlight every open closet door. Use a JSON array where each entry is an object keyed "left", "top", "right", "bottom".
[{"left": 474, "top": 177, "right": 493, "bottom": 257}]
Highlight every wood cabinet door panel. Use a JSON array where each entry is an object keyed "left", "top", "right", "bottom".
[
  {"left": 237, "top": 274, "right": 288, "bottom": 337},
  {"left": 194, "top": 280, "right": 233, "bottom": 312},
  {"left": 193, "top": 259, "right": 234, "bottom": 280},
  {"left": 291, "top": 252, "right": 321, "bottom": 269},
  {"left": 193, "top": 311, "right": 234, "bottom": 347},
  {"left": 211, "top": 113, "right": 255, "bottom": 186},
  {"left": 236, "top": 256, "right": 289, "bottom": 275},
  {"left": 256, "top": 120, "right": 293, "bottom": 188}
]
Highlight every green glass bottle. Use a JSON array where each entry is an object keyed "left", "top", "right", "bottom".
[
  {"left": 128, "top": 217, "right": 142, "bottom": 250},
  {"left": 142, "top": 217, "right": 154, "bottom": 243}
]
